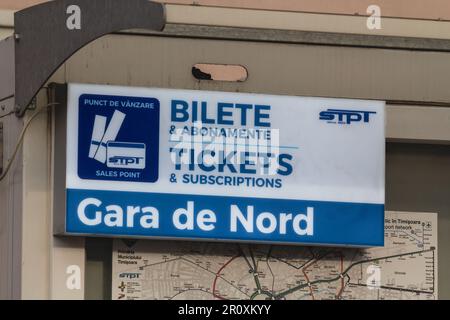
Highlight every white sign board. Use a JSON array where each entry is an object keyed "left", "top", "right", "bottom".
[{"left": 64, "top": 83, "right": 385, "bottom": 246}]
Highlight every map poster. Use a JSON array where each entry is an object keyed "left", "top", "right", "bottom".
[{"left": 112, "top": 211, "right": 437, "bottom": 300}]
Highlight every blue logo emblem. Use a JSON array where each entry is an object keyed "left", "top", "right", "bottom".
[
  {"left": 319, "top": 109, "right": 376, "bottom": 124},
  {"left": 77, "top": 94, "right": 160, "bottom": 183}
]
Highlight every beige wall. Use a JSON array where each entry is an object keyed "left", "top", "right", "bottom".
[
  {"left": 0, "top": 28, "right": 12, "bottom": 39},
  {"left": 0, "top": 0, "right": 47, "bottom": 10},
  {"left": 5, "top": 5, "right": 450, "bottom": 41},
  {"left": 3, "top": 1, "right": 450, "bottom": 41},
  {"left": 160, "top": 0, "right": 450, "bottom": 20},
  {"left": 164, "top": 5, "right": 450, "bottom": 40},
  {"left": 2, "top": 0, "right": 450, "bottom": 21},
  {"left": 0, "top": 98, "right": 23, "bottom": 300}
]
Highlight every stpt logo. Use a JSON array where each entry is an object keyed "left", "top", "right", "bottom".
[
  {"left": 77, "top": 94, "right": 160, "bottom": 183},
  {"left": 119, "top": 273, "right": 141, "bottom": 279},
  {"left": 319, "top": 109, "right": 376, "bottom": 125}
]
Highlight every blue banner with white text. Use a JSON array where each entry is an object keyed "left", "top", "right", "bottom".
[{"left": 66, "top": 188, "right": 384, "bottom": 246}]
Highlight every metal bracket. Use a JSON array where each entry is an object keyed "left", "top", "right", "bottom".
[{"left": 14, "top": 0, "right": 166, "bottom": 117}]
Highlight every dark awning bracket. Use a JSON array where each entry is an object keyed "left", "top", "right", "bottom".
[{"left": 12, "top": 0, "right": 166, "bottom": 117}]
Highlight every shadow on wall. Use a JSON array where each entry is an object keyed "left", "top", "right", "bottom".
[{"left": 386, "top": 142, "right": 450, "bottom": 299}]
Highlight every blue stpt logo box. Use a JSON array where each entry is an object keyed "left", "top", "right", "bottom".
[{"left": 77, "top": 94, "right": 160, "bottom": 183}]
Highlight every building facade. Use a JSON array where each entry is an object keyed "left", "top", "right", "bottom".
[{"left": 0, "top": 0, "right": 449, "bottom": 299}]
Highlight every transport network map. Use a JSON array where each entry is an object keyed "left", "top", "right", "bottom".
[{"left": 112, "top": 212, "right": 437, "bottom": 300}]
